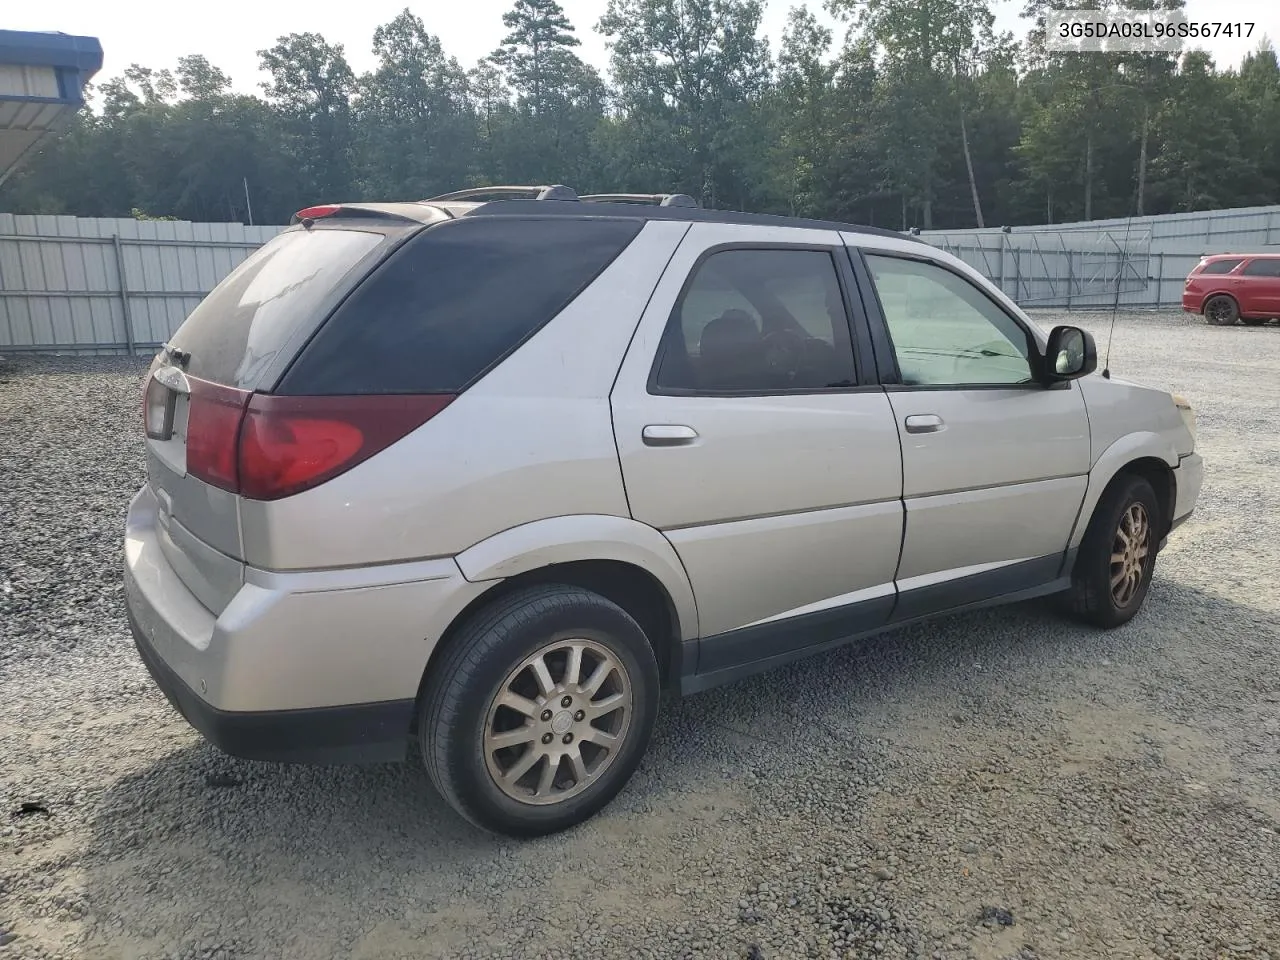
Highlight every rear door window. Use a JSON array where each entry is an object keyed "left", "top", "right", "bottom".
[
  {"left": 280, "top": 217, "right": 644, "bottom": 395},
  {"left": 169, "top": 227, "right": 387, "bottom": 387},
  {"left": 652, "top": 248, "right": 857, "bottom": 393},
  {"left": 1241, "top": 258, "right": 1280, "bottom": 277}
]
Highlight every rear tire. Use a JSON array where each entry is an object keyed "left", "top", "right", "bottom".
[
  {"left": 1203, "top": 295, "right": 1239, "bottom": 325},
  {"left": 1065, "top": 475, "right": 1161, "bottom": 629},
  {"left": 419, "top": 584, "right": 660, "bottom": 837}
]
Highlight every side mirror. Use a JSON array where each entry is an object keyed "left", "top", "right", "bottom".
[{"left": 1044, "top": 325, "right": 1097, "bottom": 380}]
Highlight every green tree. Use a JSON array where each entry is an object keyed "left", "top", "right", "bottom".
[
  {"left": 258, "top": 33, "right": 356, "bottom": 201},
  {"left": 356, "top": 10, "right": 475, "bottom": 199},
  {"left": 1228, "top": 42, "right": 1280, "bottom": 203},
  {"left": 6, "top": 2, "right": 1280, "bottom": 229},
  {"left": 1149, "top": 51, "right": 1254, "bottom": 211},
  {"left": 176, "top": 55, "right": 231, "bottom": 100},
  {"left": 488, "top": 0, "right": 605, "bottom": 186},
  {"left": 829, "top": 0, "right": 1008, "bottom": 227},
  {"left": 598, "top": 0, "right": 772, "bottom": 206},
  {"left": 772, "top": 7, "right": 837, "bottom": 216},
  {"left": 492, "top": 0, "right": 580, "bottom": 110},
  {"left": 468, "top": 61, "right": 513, "bottom": 183}
]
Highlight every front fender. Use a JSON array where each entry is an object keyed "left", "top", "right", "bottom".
[
  {"left": 1068, "top": 432, "right": 1179, "bottom": 549},
  {"left": 454, "top": 514, "right": 700, "bottom": 640}
]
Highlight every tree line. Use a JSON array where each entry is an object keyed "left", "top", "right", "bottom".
[{"left": 3, "top": 0, "right": 1278, "bottom": 230}]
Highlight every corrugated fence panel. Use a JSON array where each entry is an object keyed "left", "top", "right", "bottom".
[
  {"left": 920, "top": 204, "right": 1280, "bottom": 309},
  {"left": 0, "top": 214, "right": 285, "bottom": 354},
  {"left": 2, "top": 207, "right": 1277, "bottom": 352}
]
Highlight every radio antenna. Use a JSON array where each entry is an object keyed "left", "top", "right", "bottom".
[{"left": 1102, "top": 213, "right": 1135, "bottom": 380}]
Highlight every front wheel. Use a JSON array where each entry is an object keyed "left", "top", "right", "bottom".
[
  {"left": 419, "top": 584, "right": 660, "bottom": 837},
  {"left": 1203, "top": 295, "right": 1239, "bottom": 325},
  {"left": 1064, "top": 475, "right": 1161, "bottom": 629}
]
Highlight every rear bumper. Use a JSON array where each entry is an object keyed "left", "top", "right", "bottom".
[
  {"left": 123, "top": 485, "right": 491, "bottom": 764},
  {"left": 1181, "top": 293, "right": 1202, "bottom": 313},
  {"left": 129, "top": 607, "right": 414, "bottom": 763}
]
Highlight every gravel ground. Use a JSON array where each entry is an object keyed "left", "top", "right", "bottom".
[{"left": 2, "top": 311, "right": 1279, "bottom": 960}]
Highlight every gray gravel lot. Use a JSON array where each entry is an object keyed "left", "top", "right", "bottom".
[{"left": 2, "top": 310, "right": 1279, "bottom": 960}]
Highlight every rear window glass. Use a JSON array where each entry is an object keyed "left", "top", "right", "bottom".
[
  {"left": 280, "top": 217, "right": 644, "bottom": 395},
  {"left": 170, "top": 228, "right": 385, "bottom": 386},
  {"left": 1200, "top": 258, "right": 1243, "bottom": 274}
]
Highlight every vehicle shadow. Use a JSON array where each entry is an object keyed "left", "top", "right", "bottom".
[{"left": 78, "top": 578, "right": 1278, "bottom": 958}]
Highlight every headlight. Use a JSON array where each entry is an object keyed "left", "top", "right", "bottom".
[{"left": 1172, "top": 393, "right": 1196, "bottom": 440}]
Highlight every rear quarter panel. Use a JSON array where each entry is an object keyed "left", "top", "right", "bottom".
[{"left": 239, "top": 221, "right": 691, "bottom": 571}]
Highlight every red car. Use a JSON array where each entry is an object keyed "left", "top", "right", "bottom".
[{"left": 1183, "top": 253, "right": 1280, "bottom": 326}]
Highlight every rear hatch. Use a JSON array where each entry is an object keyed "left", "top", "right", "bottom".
[
  {"left": 1185, "top": 256, "right": 1244, "bottom": 296},
  {"left": 141, "top": 214, "right": 417, "bottom": 613}
]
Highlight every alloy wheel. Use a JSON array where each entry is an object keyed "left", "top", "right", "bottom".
[
  {"left": 1207, "top": 299, "right": 1234, "bottom": 324},
  {"left": 483, "top": 639, "right": 633, "bottom": 805},
  {"left": 1110, "top": 502, "right": 1151, "bottom": 607}
]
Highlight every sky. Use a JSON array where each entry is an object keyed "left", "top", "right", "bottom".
[{"left": 9, "top": 0, "right": 1279, "bottom": 95}]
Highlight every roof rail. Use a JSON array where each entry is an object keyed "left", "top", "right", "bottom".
[
  {"left": 580, "top": 193, "right": 700, "bottom": 208},
  {"left": 422, "top": 184, "right": 579, "bottom": 203}
]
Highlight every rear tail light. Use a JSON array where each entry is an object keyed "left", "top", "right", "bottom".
[
  {"left": 238, "top": 394, "right": 453, "bottom": 500},
  {"left": 179, "top": 378, "right": 454, "bottom": 500},
  {"left": 144, "top": 375, "right": 176, "bottom": 439},
  {"left": 186, "top": 380, "right": 252, "bottom": 491}
]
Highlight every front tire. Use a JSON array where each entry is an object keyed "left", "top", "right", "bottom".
[
  {"left": 1203, "top": 295, "right": 1239, "bottom": 325},
  {"left": 419, "top": 584, "right": 660, "bottom": 837},
  {"left": 1065, "top": 475, "right": 1161, "bottom": 629}
]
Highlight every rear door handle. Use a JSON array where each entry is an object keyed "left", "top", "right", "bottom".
[
  {"left": 642, "top": 424, "right": 699, "bottom": 446},
  {"left": 904, "top": 414, "right": 945, "bottom": 434}
]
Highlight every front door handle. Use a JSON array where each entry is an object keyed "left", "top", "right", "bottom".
[
  {"left": 904, "top": 414, "right": 945, "bottom": 434},
  {"left": 642, "top": 424, "right": 699, "bottom": 446}
]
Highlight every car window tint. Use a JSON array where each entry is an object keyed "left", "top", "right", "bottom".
[
  {"left": 1241, "top": 258, "right": 1280, "bottom": 277},
  {"left": 654, "top": 249, "right": 856, "bottom": 392},
  {"left": 281, "top": 217, "right": 643, "bottom": 395},
  {"left": 865, "top": 255, "right": 1035, "bottom": 387},
  {"left": 1200, "top": 258, "right": 1243, "bottom": 274}
]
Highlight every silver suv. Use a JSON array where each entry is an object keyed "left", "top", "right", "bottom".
[{"left": 124, "top": 185, "right": 1203, "bottom": 836}]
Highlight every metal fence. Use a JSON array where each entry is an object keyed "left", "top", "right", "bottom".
[
  {"left": 0, "top": 213, "right": 282, "bottom": 354},
  {"left": 3, "top": 204, "right": 1279, "bottom": 355},
  {"left": 920, "top": 204, "right": 1280, "bottom": 309}
]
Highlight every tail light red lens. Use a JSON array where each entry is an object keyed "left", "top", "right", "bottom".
[
  {"left": 178, "top": 376, "right": 454, "bottom": 500},
  {"left": 186, "top": 380, "right": 251, "bottom": 491},
  {"left": 237, "top": 393, "right": 454, "bottom": 500}
]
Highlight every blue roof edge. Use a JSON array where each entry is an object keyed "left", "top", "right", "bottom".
[{"left": 0, "top": 30, "right": 103, "bottom": 76}]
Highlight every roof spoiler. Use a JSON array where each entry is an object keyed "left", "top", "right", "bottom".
[{"left": 288, "top": 203, "right": 423, "bottom": 226}]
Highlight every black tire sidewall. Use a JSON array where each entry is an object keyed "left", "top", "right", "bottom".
[
  {"left": 1205, "top": 296, "right": 1238, "bottom": 325},
  {"left": 423, "top": 586, "right": 660, "bottom": 837},
  {"left": 1080, "top": 476, "right": 1160, "bottom": 627}
]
